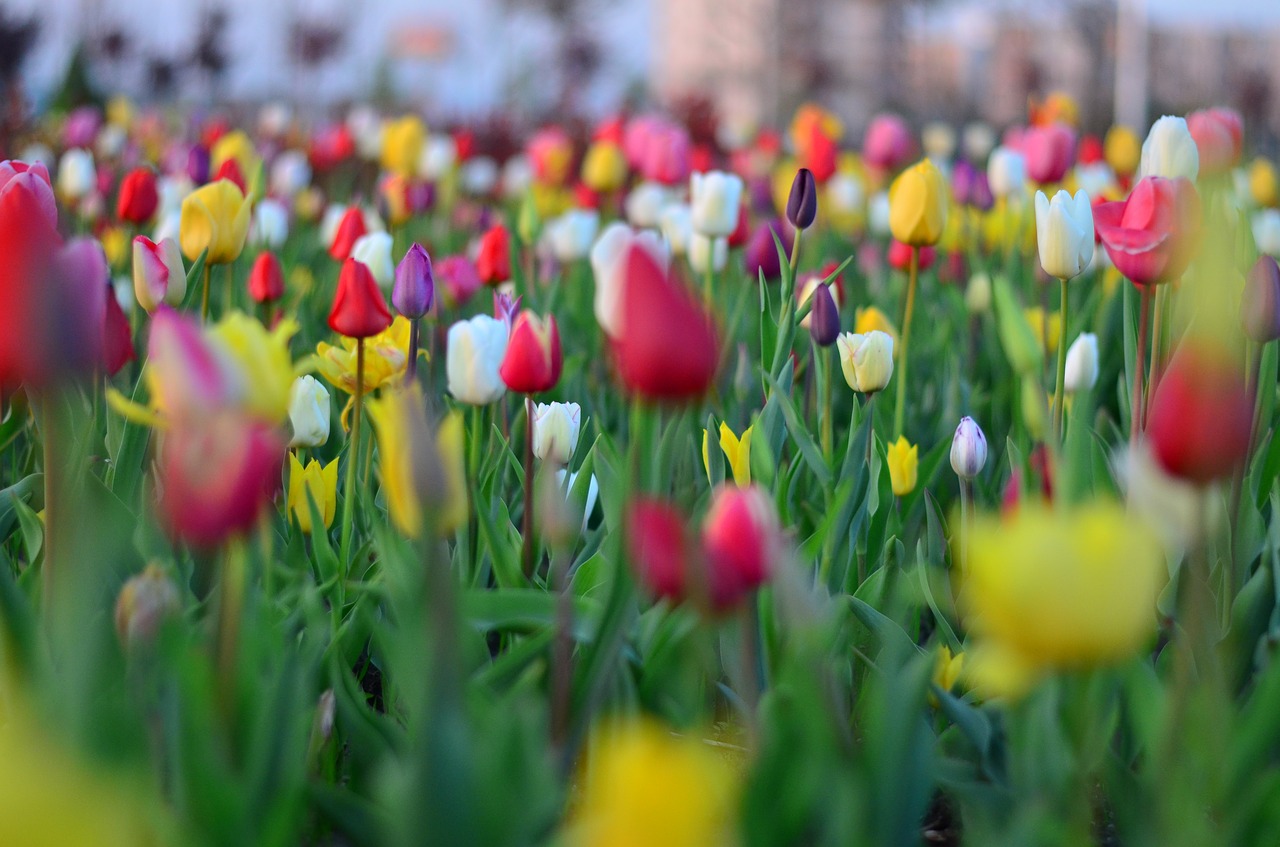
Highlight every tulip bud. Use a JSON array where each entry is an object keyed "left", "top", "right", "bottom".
[
  {"left": 889, "top": 159, "right": 948, "bottom": 246},
  {"left": 806, "top": 281, "right": 840, "bottom": 347},
  {"left": 1186, "top": 107, "right": 1243, "bottom": 176},
  {"left": 132, "top": 235, "right": 186, "bottom": 313},
  {"left": 690, "top": 170, "right": 744, "bottom": 238},
  {"left": 627, "top": 498, "right": 693, "bottom": 604},
  {"left": 351, "top": 231, "right": 395, "bottom": 291},
  {"left": 659, "top": 203, "right": 693, "bottom": 256},
  {"left": 248, "top": 252, "right": 285, "bottom": 304},
  {"left": 743, "top": 218, "right": 793, "bottom": 281},
  {"left": 1139, "top": 116, "right": 1200, "bottom": 182},
  {"left": 863, "top": 114, "right": 916, "bottom": 172},
  {"left": 1064, "top": 333, "right": 1099, "bottom": 393},
  {"left": 624, "top": 182, "right": 671, "bottom": 228},
  {"left": 701, "top": 484, "right": 778, "bottom": 609},
  {"left": 950, "top": 417, "right": 988, "bottom": 480},
  {"left": 1148, "top": 344, "right": 1252, "bottom": 483},
  {"left": 1023, "top": 123, "right": 1076, "bottom": 185},
  {"left": 114, "top": 563, "right": 181, "bottom": 650},
  {"left": 475, "top": 223, "right": 511, "bottom": 285},
  {"left": 987, "top": 147, "right": 1026, "bottom": 199},
  {"left": 1034, "top": 189, "right": 1094, "bottom": 280},
  {"left": 500, "top": 311, "right": 562, "bottom": 394},
  {"left": 287, "top": 453, "right": 339, "bottom": 533},
  {"left": 250, "top": 198, "right": 289, "bottom": 249},
  {"left": 57, "top": 148, "right": 96, "bottom": 201},
  {"left": 288, "top": 375, "right": 331, "bottom": 448},
  {"left": 836, "top": 330, "right": 894, "bottom": 393},
  {"left": 532, "top": 401, "right": 581, "bottom": 465},
  {"left": 688, "top": 234, "right": 728, "bottom": 275},
  {"left": 393, "top": 243, "right": 435, "bottom": 318},
  {"left": 180, "top": 179, "right": 252, "bottom": 265},
  {"left": 328, "top": 258, "right": 393, "bottom": 339},
  {"left": 117, "top": 167, "right": 158, "bottom": 223},
  {"left": 447, "top": 314, "right": 510, "bottom": 405},
  {"left": 786, "top": 167, "right": 817, "bottom": 230},
  {"left": 328, "top": 206, "right": 367, "bottom": 261},
  {"left": 886, "top": 436, "right": 919, "bottom": 496},
  {"left": 1243, "top": 256, "right": 1280, "bottom": 343}
]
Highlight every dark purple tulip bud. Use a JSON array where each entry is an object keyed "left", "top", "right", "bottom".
[
  {"left": 392, "top": 243, "right": 435, "bottom": 318},
  {"left": 186, "top": 145, "right": 211, "bottom": 185},
  {"left": 808, "top": 281, "right": 840, "bottom": 346},
  {"left": 743, "top": 218, "right": 794, "bottom": 282},
  {"left": 1242, "top": 255, "right": 1280, "bottom": 343},
  {"left": 786, "top": 167, "right": 817, "bottom": 230}
]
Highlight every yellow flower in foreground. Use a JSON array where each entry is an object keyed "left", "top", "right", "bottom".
[
  {"left": 1023, "top": 307, "right": 1063, "bottom": 356},
  {"left": 888, "top": 159, "right": 948, "bottom": 246},
  {"left": 886, "top": 436, "right": 918, "bottom": 497},
  {"left": 315, "top": 316, "right": 413, "bottom": 397},
  {"left": 569, "top": 718, "right": 739, "bottom": 847},
  {"left": 702, "top": 422, "right": 753, "bottom": 487},
  {"left": 854, "top": 306, "right": 898, "bottom": 344},
  {"left": 207, "top": 312, "right": 300, "bottom": 424},
  {"left": 287, "top": 453, "right": 338, "bottom": 533},
  {"left": 179, "top": 178, "right": 252, "bottom": 264},
  {"left": 962, "top": 503, "right": 1165, "bottom": 698}
]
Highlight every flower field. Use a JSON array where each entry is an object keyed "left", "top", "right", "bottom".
[{"left": 2, "top": 93, "right": 1280, "bottom": 846}]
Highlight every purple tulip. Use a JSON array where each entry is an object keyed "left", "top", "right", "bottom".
[
  {"left": 743, "top": 218, "right": 794, "bottom": 282},
  {"left": 393, "top": 243, "right": 435, "bottom": 318}
]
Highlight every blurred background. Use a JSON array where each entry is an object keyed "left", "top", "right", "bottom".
[{"left": 2, "top": 0, "right": 1278, "bottom": 140}]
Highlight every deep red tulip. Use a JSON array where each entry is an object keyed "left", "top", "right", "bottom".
[
  {"left": 102, "top": 286, "right": 135, "bottom": 377},
  {"left": 214, "top": 157, "right": 247, "bottom": 194},
  {"left": 328, "top": 206, "right": 367, "bottom": 261},
  {"left": 701, "top": 484, "right": 778, "bottom": 607},
  {"left": 1078, "top": 134, "right": 1105, "bottom": 165},
  {"left": 309, "top": 124, "right": 356, "bottom": 172},
  {"left": 248, "top": 252, "right": 285, "bottom": 304},
  {"left": 499, "top": 312, "right": 562, "bottom": 394},
  {"left": 1187, "top": 107, "right": 1244, "bottom": 175},
  {"left": 476, "top": 223, "right": 511, "bottom": 285},
  {"left": 117, "top": 167, "right": 159, "bottom": 224},
  {"left": 613, "top": 245, "right": 719, "bottom": 401},
  {"left": 1024, "top": 123, "right": 1076, "bottom": 184},
  {"left": 1147, "top": 344, "right": 1252, "bottom": 484},
  {"left": 329, "top": 258, "right": 393, "bottom": 338},
  {"left": 627, "top": 498, "right": 692, "bottom": 604},
  {"left": 888, "top": 240, "right": 937, "bottom": 272},
  {"left": 1094, "top": 176, "right": 1200, "bottom": 286}
]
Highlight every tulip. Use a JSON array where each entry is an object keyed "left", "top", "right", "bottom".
[
  {"left": 701, "top": 484, "right": 778, "bottom": 607},
  {"left": 888, "top": 240, "right": 936, "bottom": 272},
  {"left": 591, "top": 222, "right": 668, "bottom": 338},
  {"left": 204, "top": 312, "right": 299, "bottom": 425},
  {"left": 57, "top": 148, "right": 96, "bottom": 202},
  {"left": 988, "top": 147, "right": 1027, "bottom": 199},
  {"left": 270, "top": 149, "right": 312, "bottom": 198},
  {"left": 836, "top": 331, "right": 894, "bottom": 394},
  {"left": 1139, "top": 116, "right": 1199, "bottom": 181},
  {"left": 701, "top": 422, "right": 753, "bottom": 487},
  {"left": 500, "top": 312, "right": 562, "bottom": 394},
  {"left": 419, "top": 135, "right": 457, "bottom": 180},
  {"left": 288, "top": 375, "right": 331, "bottom": 448},
  {"left": 447, "top": 314, "right": 510, "bottom": 405},
  {"left": 806, "top": 281, "right": 840, "bottom": 347},
  {"left": 213, "top": 158, "right": 247, "bottom": 194},
  {"left": 250, "top": 198, "right": 289, "bottom": 249},
  {"left": 628, "top": 498, "right": 695, "bottom": 605},
  {"left": 380, "top": 115, "right": 426, "bottom": 178},
  {"left": 1023, "top": 123, "right": 1076, "bottom": 185},
  {"left": 117, "top": 167, "right": 158, "bottom": 223},
  {"left": 180, "top": 179, "right": 252, "bottom": 264},
  {"left": 888, "top": 159, "right": 947, "bottom": 246},
  {"left": 351, "top": 231, "right": 395, "bottom": 291},
  {"left": 1243, "top": 256, "right": 1280, "bottom": 345},
  {"left": 689, "top": 234, "right": 728, "bottom": 275},
  {"left": 922, "top": 121, "right": 956, "bottom": 162},
  {"left": 886, "top": 436, "right": 919, "bottom": 497},
  {"left": 0, "top": 159, "right": 57, "bottom": 228},
  {"left": 950, "top": 417, "right": 988, "bottom": 480},
  {"left": 965, "top": 272, "right": 992, "bottom": 314},
  {"left": 1094, "top": 176, "right": 1200, "bottom": 287},
  {"left": 247, "top": 252, "right": 284, "bottom": 305},
  {"left": 287, "top": 453, "right": 338, "bottom": 533},
  {"left": 1254, "top": 210, "right": 1280, "bottom": 258},
  {"left": 1034, "top": 190, "right": 1093, "bottom": 280},
  {"left": 436, "top": 255, "right": 482, "bottom": 307},
  {"left": 613, "top": 245, "right": 719, "bottom": 401},
  {"left": 1105, "top": 126, "right": 1141, "bottom": 178},
  {"left": 742, "top": 218, "right": 793, "bottom": 281},
  {"left": 494, "top": 290, "right": 522, "bottom": 330},
  {"left": 553, "top": 469, "right": 599, "bottom": 536},
  {"left": 624, "top": 182, "right": 671, "bottom": 228},
  {"left": 476, "top": 223, "right": 511, "bottom": 285},
  {"left": 690, "top": 171, "right": 744, "bottom": 238},
  {"left": 532, "top": 401, "right": 581, "bottom": 465},
  {"left": 863, "top": 114, "right": 916, "bottom": 172},
  {"left": 132, "top": 236, "right": 186, "bottom": 313},
  {"left": 582, "top": 140, "right": 627, "bottom": 193},
  {"left": 329, "top": 258, "right": 393, "bottom": 339},
  {"left": 1249, "top": 158, "right": 1277, "bottom": 208},
  {"left": 368, "top": 388, "right": 467, "bottom": 538},
  {"left": 854, "top": 306, "right": 897, "bottom": 341},
  {"left": 393, "top": 243, "right": 435, "bottom": 318},
  {"left": 546, "top": 209, "right": 600, "bottom": 262},
  {"left": 102, "top": 282, "right": 135, "bottom": 377},
  {"left": 327, "top": 206, "right": 368, "bottom": 261},
  {"left": 1186, "top": 107, "right": 1243, "bottom": 176},
  {"left": 114, "top": 564, "right": 180, "bottom": 651},
  {"left": 1147, "top": 344, "right": 1252, "bottom": 485},
  {"left": 1063, "top": 333, "right": 1100, "bottom": 393},
  {"left": 786, "top": 167, "right": 817, "bottom": 230},
  {"left": 962, "top": 121, "right": 996, "bottom": 162},
  {"left": 659, "top": 203, "right": 694, "bottom": 256},
  {"left": 210, "top": 130, "right": 259, "bottom": 191}
]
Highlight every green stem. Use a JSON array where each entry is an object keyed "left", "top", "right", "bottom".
[
  {"left": 892, "top": 247, "right": 919, "bottom": 437},
  {"left": 958, "top": 477, "right": 973, "bottom": 573},
  {"left": 521, "top": 395, "right": 536, "bottom": 580},
  {"left": 1132, "top": 286, "right": 1153, "bottom": 441},
  {"left": 467, "top": 404, "right": 483, "bottom": 586},
  {"left": 201, "top": 264, "right": 211, "bottom": 322},
  {"left": 788, "top": 227, "right": 803, "bottom": 277},
  {"left": 1053, "top": 277, "right": 1069, "bottom": 441},
  {"left": 40, "top": 396, "right": 60, "bottom": 614},
  {"left": 338, "top": 339, "right": 365, "bottom": 586},
  {"left": 406, "top": 318, "right": 420, "bottom": 383}
]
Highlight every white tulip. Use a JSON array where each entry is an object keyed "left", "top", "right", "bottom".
[
  {"left": 460, "top": 157, "right": 498, "bottom": 196},
  {"left": 950, "top": 417, "right": 988, "bottom": 480},
  {"left": 288, "top": 375, "right": 331, "bottom": 448},
  {"left": 532, "top": 402, "right": 582, "bottom": 465},
  {"left": 988, "top": 147, "right": 1026, "bottom": 199},
  {"left": 922, "top": 121, "right": 956, "bottom": 162},
  {"left": 962, "top": 122, "right": 996, "bottom": 163},
  {"left": 659, "top": 203, "right": 694, "bottom": 256},
  {"left": 555, "top": 469, "right": 599, "bottom": 534},
  {"left": 624, "top": 182, "right": 671, "bottom": 229},
  {"left": 965, "top": 272, "right": 992, "bottom": 314},
  {"left": 347, "top": 105, "right": 384, "bottom": 159},
  {"left": 689, "top": 170, "right": 743, "bottom": 237},
  {"left": 826, "top": 171, "right": 865, "bottom": 219},
  {"left": 96, "top": 124, "right": 127, "bottom": 159},
  {"left": 419, "top": 136, "right": 457, "bottom": 181},
  {"left": 867, "top": 191, "right": 892, "bottom": 237},
  {"left": 546, "top": 209, "right": 600, "bottom": 262},
  {"left": 836, "top": 331, "right": 894, "bottom": 393},
  {"left": 1034, "top": 189, "right": 1094, "bottom": 280},
  {"left": 688, "top": 234, "right": 728, "bottom": 274},
  {"left": 351, "top": 232, "right": 396, "bottom": 291},
  {"left": 446, "top": 315, "right": 509, "bottom": 405},
  {"left": 590, "top": 222, "right": 669, "bottom": 338},
  {"left": 1253, "top": 209, "right": 1280, "bottom": 258},
  {"left": 1063, "top": 333, "right": 1099, "bottom": 394},
  {"left": 502, "top": 155, "right": 534, "bottom": 199},
  {"left": 270, "top": 150, "right": 312, "bottom": 199},
  {"left": 57, "top": 148, "right": 96, "bottom": 200},
  {"left": 1139, "top": 115, "right": 1199, "bottom": 181},
  {"left": 251, "top": 198, "right": 290, "bottom": 249}
]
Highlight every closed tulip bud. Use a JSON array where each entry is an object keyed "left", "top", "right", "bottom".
[
  {"left": 689, "top": 170, "right": 744, "bottom": 237},
  {"left": 287, "top": 453, "right": 338, "bottom": 533},
  {"left": 688, "top": 233, "right": 728, "bottom": 274},
  {"left": 328, "top": 205, "right": 367, "bottom": 261},
  {"left": 582, "top": 140, "right": 628, "bottom": 193},
  {"left": 1148, "top": 344, "right": 1252, "bottom": 483},
  {"left": 500, "top": 311, "right": 562, "bottom": 393},
  {"left": 116, "top": 167, "right": 158, "bottom": 223},
  {"left": 627, "top": 498, "right": 694, "bottom": 605},
  {"left": 180, "top": 179, "right": 252, "bottom": 264},
  {"left": 250, "top": 198, "right": 289, "bottom": 249},
  {"left": 701, "top": 484, "right": 778, "bottom": 609},
  {"left": 1034, "top": 189, "right": 1094, "bottom": 280},
  {"left": 328, "top": 258, "right": 393, "bottom": 338},
  {"left": 988, "top": 147, "right": 1027, "bottom": 199},
  {"left": 248, "top": 252, "right": 285, "bottom": 304},
  {"left": 889, "top": 159, "right": 948, "bottom": 246},
  {"left": 1139, "top": 116, "right": 1200, "bottom": 181},
  {"left": 1024, "top": 123, "right": 1076, "bottom": 185},
  {"left": 114, "top": 563, "right": 181, "bottom": 650},
  {"left": 57, "top": 147, "right": 96, "bottom": 201},
  {"left": 288, "top": 374, "right": 331, "bottom": 448},
  {"left": 476, "top": 223, "right": 511, "bottom": 285},
  {"left": 836, "top": 330, "right": 894, "bottom": 393},
  {"left": 0, "top": 159, "right": 58, "bottom": 228},
  {"left": 351, "top": 231, "right": 395, "bottom": 291},
  {"left": 1249, "top": 158, "right": 1278, "bottom": 209},
  {"left": 1253, "top": 209, "right": 1280, "bottom": 258},
  {"left": 132, "top": 235, "right": 186, "bottom": 312},
  {"left": 447, "top": 314, "right": 510, "bottom": 405},
  {"left": 380, "top": 114, "right": 426, "bottom": 178},
  {"left": 886, "top": 436, "right": 919, "bottom": 496},
  {"left": 965, "top": 272, "right": 993, "bottom": 314},
  {"left": 786, "top": 167, "right": 817, "bottom": 230},
  {"left": 950, "top": 416, "right": 988, "bottom": 480},
  {"left": 1243, "top": 256, "right": 1280, "bottom": 343},
  {"left": 393, "top": 243, "right": 435, "bottom": 318},
  {"left": 186, "top": 145, "right": 211, "bottom": 184},
  {"left": 532, "top": 401, "right": 581, "bottom": 464},
  {"left": 1063, "top": 333, "right": 1100, "bottom": 393},
  {"left": 546, "top": 209, "right": 600, "bottom": 262},
  {"left": 806, "top": 281, "right": 840, "bottom": 347},
  {"left": 1186, "top": 107, "right": 1243, "bottom": 176}
]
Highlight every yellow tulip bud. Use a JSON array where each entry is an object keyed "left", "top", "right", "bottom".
[
  {"left": 581, "top": 141, "right": 627, "bottom": 193},
  {"left": 886, "top": 436, "right": 919, "bottom": 497},
  {"left": 888, "top": 159, "right": 948, "bottom": 246},
  {"left": 179, "top": 179, "right": 252, "bottom": 264},
  {"left": 1104, "top": 126, "right": 1141, "bottom": 177},
  {"left": 702, "top": 422, "right": 753, "bottom": 487},
  {"left": 380, "top": 115, "right": 426, "bottom": 178},
  {"left": 287, "top": 453, "right": 338, "bottom": 533},
  {"left": 1249, "top": 157, "right": 1278, "bottom": 208}
]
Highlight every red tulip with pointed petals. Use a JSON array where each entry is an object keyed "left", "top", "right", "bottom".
[
  {"left": 476, "top": 223, "right": 511, "bottom": 285},
  {"left": 329, "top": 258, "right": 393, "bottom": 338},
  {"left": 117, "top": 167, "right": 159, "bottom": 224},
  {"left": 499, "top": 311, "right": 562, "bottom": 393},
  {"left": 248, "top": 252, "right": 285, "bottom": 304},
  {"left": 328, "top": 206, "right": 367, "bottom": 261}
]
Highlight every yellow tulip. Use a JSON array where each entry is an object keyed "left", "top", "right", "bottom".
[
  {"left": 1104, "top": 126, "right": 1141, "bottom": 177},
  {"left": 962, "top": 503, "right": 1164, "bottom": 698},
  {"left": 886, "top": 436, "right": 918, "bottom": 496},
  {"left": 381, "top": 115, "right": 426, "bottom": 178},
  {"left": 179, "top": 179, "right": 252, "bottom": 264},
  {"left": 1023, "top": 307, "right": 1063, "bottom": 355},
  {"left": 315, "top": 316, "right": 414, "bottom": 398},
  {"left": 567, "top": 718, "right": 739, "bottom": 847},
  {"left": 211, "top": 130, "right": 260, "bottom": 187},
  {"left": 531, "top": 182, "right": 572, "bottom": 219},
  {"left": 934, "top": 645, "right": 965, "bottom": 693},
  {"left": 888, "top": 159, "right": 948, "bottom": 246},
  {"left": 106, "top": 94, "right": 135, "bottom": 129},
  {"left": 99, "top": 226, "right": 129, "bottom": 269},
  {"left": 854, "top": 306, "right": 898, "bottom": 343},
  {"left": 1249, "top": 157, "right": 1278, "bottom": 208},
  {"left": 581, "top": 140, "right": 627, "bottom": 193},
  {"left": 287, "top": 453, "right": 338, "bottom": 533},
  {"left": 701, "top": 422, "right": 753, "bottom": 486},
  {"left": 207, "top": 312, "right": 300, "bottom": 425}
]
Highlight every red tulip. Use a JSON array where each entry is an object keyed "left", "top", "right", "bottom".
[
  {"left": 116, "top": 167, "right": 158, "bottom": 224},
  {"left": 1024, "top": 123, "right": 1076, "bottom": 184},
  {"left": 214, "top": 157, "right": 246, "bottom": 194},
  {"left": 1094, "top": 176, "right": 1200, "bottom": 286},
  {"left": 1077, "top": 134, "right": 1104, "bottom": 165},
  {"left": 627, "top": 498, "right": 692, "bottom": 604},
  {"left": 248, "top": 252, "right": 285, "bottom": 304},
  {"left": 801, "top": 128, "right": 838, "bottom": 183},
  {"left": 1147, "top": 344, "right": 1252, "bottom": 484},
  {"left": 613, "top": 245, "right": 719, "bottom": 401},
  {"left": 476, "top": 223, "right": 511, "bottom": 285},
  {"left": 102, "top": 286, "right": 135, "bottom": 377},
  {"left": 499, "top": 311, "right": 562, "bottom": 394},
  {"left": 701, "top": 484, "right": 778, "bottom": 606},
  {"left": 1187, "top": 107, "right": 1244, "bottom": 176},
  {"left": 309, "top": 124, "right": 355, "bottom": 172},
  {"left": 328, "top": 206, "right": 367, "bottom": 261},
  {"left": 888, "top": 240, "right": 937, "bottom": 272},
  {"left": 329, "top": 258, "right": 393, "bottom": 338},
  {"left": 727, "top": 201, "right": 751, "bottom": 248}
]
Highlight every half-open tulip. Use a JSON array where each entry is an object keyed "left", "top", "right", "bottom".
[
  {"left": 888, "top": 159, "right": 947, "bottom": 246},
  {"left": 500, "top": 311, "right": 562, "bottom": 394},
  {"left": 1034, "top": 189, "right": 1094, "bottom": 280},
  {"left": 532, "top": 401, "right": 581, "bottom": 465},
  {"left": 836, "top": 330, "right": 894, "bottom": 393},
  {"left": 702, "top": 422, "right": 753, "bottom": 486},
  {"left": 180, "top": 179, "right": 252, "bottom": 264},
  {"left": 132, "top": 236, "right": 186, "bottom": 312},
  {"left": 329, "top": 258, "right": 393, "bottom": 338},
  {"left": 1093, "top": 176, "right": 1200, "bottom": 285},
  {"left": 1139, "top": 116, "right": 1199, "bottom": 181},
  {"left": 446, "top": 314, "right": 509, "bottom": 405},
  {"left": 287, "top": 453, "right": 338, "bottom": 533}
]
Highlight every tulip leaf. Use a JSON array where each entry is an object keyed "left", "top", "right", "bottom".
[
  {"left": 0, "top": 474, "right": 40, "bottom": 546},
  {"left": 991, "top": 273, "right": 1043, "bottom": 375},
  {"left": 849, "top": 596, "right": 921, "bottom": 659},
  {"left": 460, "top": 589, "right": 599, "bottom": 641},
  {"left": 180, "top": 248, "right": 209, "bottom": 311},
  {"left": 763, "top": 370, "right": 831, "bottom": 489},
  {"left": 12, "top": 495, "right": 42, "bottom": 569}
]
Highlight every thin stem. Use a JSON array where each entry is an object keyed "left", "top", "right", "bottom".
[
  {"left": 788, "top": 227, "right": 803, "bottom": 277},
  {"left": 40, "top": 397, "right": 59, "bottom": 613},
  {"left": 550, "top": 544, "right": 573, "bottom": 745},
  {"left": 893, "top": 247, "right": 919, "bottom": 437},
  {"left": 521, "top": 395, "right": 536, "bottom": 580},
  {"left": 820, "top": 345, "right": 833, "bottom": 464},
  {"left": 201, "top": 264, "right": 211, "bottom": 322},
  {"left": 1053, "top": 277, "right": 1070, "bottom": 441},
  {"left": 1146, "top": 285, "right": 1166, "bottom": 417},
  {"left": 958, "top": 478, "right": 973, "bottom": 573},
  {"left": 406, "top": 318, "right": 420, "bottom": 383},
  {"left": 1132, "top": 286, "right": 1153, "bottom": 441},
  {"left": 467, "top": 404, "right": 483, "bottom": 586},
  {"left": 865, "top": 392, "right": 877, "bottom": 470},
  {"left": 338, "top": 338, "right": 365, "bottom": 582},
  {"left": 224, "top": 262, "right": 234, "bottom": 315},
  {"left": 703, "top": 263, "right": 714, "bottom": 308}
]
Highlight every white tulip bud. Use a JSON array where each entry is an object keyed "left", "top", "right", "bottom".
[
  {"left": 351, "top": 231, "right": 396, "bottom": 291},
  {"left": 446, "top": 315, "right": 509, "bottom": 405},
  {"left": 1139, "top": 115, "right": 1200, "bottom": 181},
  {"left": 532, "top": 402, "right": 581, "bottom": 465},
  {"left": 836, "top": 331, "right": 895, "bottom": 393},
  {"left": 1034, "top": 189, "right": 1094, "bottom": 280},
  {"left": 988, "top": 147, "right": 1026, "bottom": 199},
  {"left": 950, "top": 416, "right": 988, "bottom": 480},
  {"left": 689, "top": 233, "right": 728, "bottom": 274},
  {"left": 1063, "top": 333, "right": 1099, "bottom": 394},
  {"left": 288, "top": 375, "right": 331, "bottom": 448},
  {"left": 689, "top": 170, "right": 743, "bottom": 237}
]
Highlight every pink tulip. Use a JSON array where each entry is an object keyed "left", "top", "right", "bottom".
[{"left": 1023, "top": 123, "right": 1076, "bottom": 184}]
